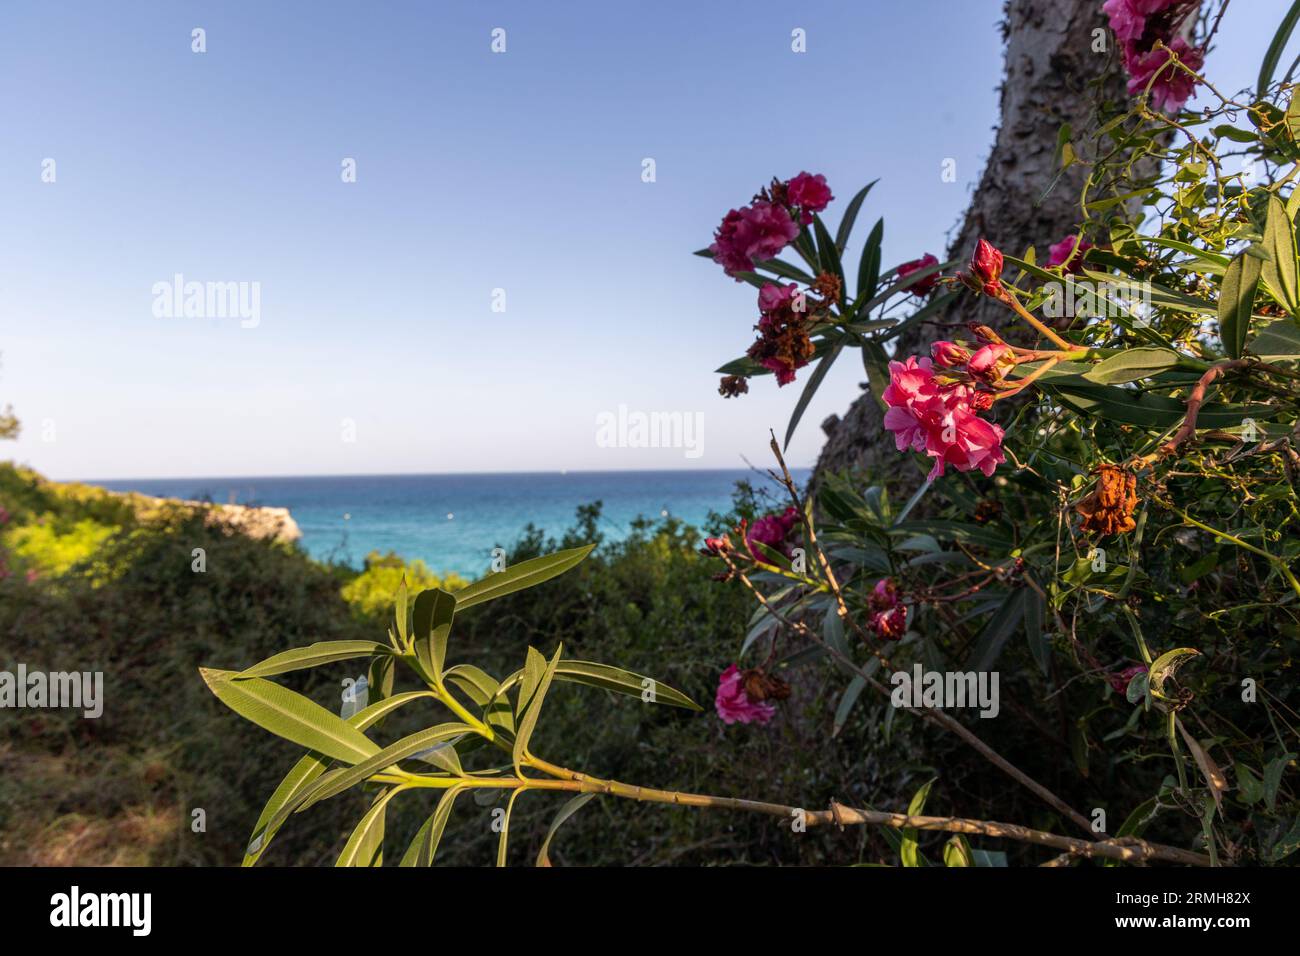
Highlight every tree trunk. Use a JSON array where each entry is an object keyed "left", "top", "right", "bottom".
[{"left": 814, "top": 0, "right": 1131, "bottom": 484}]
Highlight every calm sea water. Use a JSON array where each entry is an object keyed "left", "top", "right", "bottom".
[{"left": 95, "top": 470, "right": 808, "bottom": 577}]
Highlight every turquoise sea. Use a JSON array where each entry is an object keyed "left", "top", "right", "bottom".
[{"left": 96, "top": 470, "right": 810, "bottom": 578}]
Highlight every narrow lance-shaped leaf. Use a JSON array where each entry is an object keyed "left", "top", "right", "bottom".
[
  {"left": 1262, "top": 193, "right": 1299, "bottom": 315},
  {"left": 835, "top": 180, "right": 877, "bottom": 253},
  {"left": 513, "top": 644, "right": 562, "bottom": 774},
  {"left": 900, "top": 777, "right": 937, "bottom": 868},
  {"left": 236, "top": 641, "right": 390, "bottom": 680},
  {"left": 400, "top": 785, "right": 468, "bottom": 867},
  {"left": 1258, "top": 0, "right": 1300, "bottom": 96},
  {"left": 336, "top": 786, "right": 407, "bottom": 867},
  {"left": 536, "top": 793, "right": 597, "bottom": 866},
  {"left": 454, "top": 545, "right": 595, "bottom": 611},
  {"left": 784, "top": 336, "right": 844, "bottom": 450},
  {"left": 549, "top": 660, "right": 701, "bottom": 711},
  {"left": 856, "top": 218, "right": 884, "bottom": 300},
  {"left": 242, "top": 690, "right": 435, "bottom": 866},
  {"left": 1081, "top": 347, "right": 1182, "bottom": 385},
  {"left": 1219, "top": 250, "right": 1262, "bottom": 359},
  {"left": 200, "top": 668, "right": 379, "bottom": 764},
  {"left": 412, "top": 587, "right": 456, "bottom": 682},
  {"left": 497, "top": 788, "right": 524, "bottom": 867},
  {"left": 296, "top": 722, "right": 474, "bottom": 809}
]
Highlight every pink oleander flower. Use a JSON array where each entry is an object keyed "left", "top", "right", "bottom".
[
  {"left": 966, "top": 238, "right": 1004, "bottom": 297},
  {"left": 786, "top": 172, "right": 834, "bottom": 224},
  {"left": 1048, "top": 235, "right": 1094, "bottom": 274},
  {"left": 758, "top": 281, "right": 800, "bottom": 316},
  {"left": 745, "top": 506, "right": 800, "bottom": 561},
  {"left": 930, "top": 340, "right": 971, "bottom": 368},
  {"left": 709, "top": 201, "right": 800, "bottom": 278},
  {"left": 1124, "top": 37, "right": 1202, "bottom": 112},
  {"left": 897, "top": 254, "right": 941, "bottom": 295},
  {"left": 967, "top": 344, "right": 1018, "bottom": 385},
  {"left": 715, "top": 664, "right": 777, "bottom": 725},
  {"left": 869, "top": 604, "right": 907, "bottom": 641},
  {"left": 882, "top": 355, "right": 1007, "bottom": 479},
  {"left": 1102, "top": 0, "right": 1172, "bottom": 42},
  {"left": 1109, "top": 663, "right": 1149, "bottom": 695}
]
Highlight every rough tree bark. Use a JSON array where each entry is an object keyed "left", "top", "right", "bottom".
[{"left": 814, "top": 0, "right": 1132, "bottom": 484}]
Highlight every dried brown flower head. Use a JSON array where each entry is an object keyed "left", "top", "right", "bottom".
[
  {"left": 1076, "top": 464, "right": 1138, "bottom": 535},
  {"left": 718, "top": 375, "right": 749, "bottom": 398},
  {"left": 741, "top": 668, "right": 791, "bottom": 702}
]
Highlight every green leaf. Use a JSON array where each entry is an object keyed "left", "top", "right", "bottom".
[
  {"left": 900, "top": 778, "right": 936, "bottom": 868},
  {"left": 536, "top": 793, "right": 597, "bottom": 866},
  {"left": 856, "top": 218, "right": 884, "bottom": 300},
  {"left": 394, "top": 577, "right": 409, "bottom": 646},
  {"left": 1234, "top": 763, "right": 1265, "bottom": 806},
  {"left": 860, "top": 337, "right": 890, "bottom": 410},
  {"left": 454, "top": 545, "right": 595, "bottom": 611},
  {"left": 832, "top": 675, "right": 868, "bottom": 738},
  {"left": 296, "top": 722, "right": 474, "bottom": 808},
  {"left": 1044, "top": 381, "right": 1272, "bottom": 430},
  {"left": 752, "top": 257, "right": 817, "bottom": 285},
  {"left": 513, "top": 644, "right": 562, "bottom": 773},
  {"left": 1262, "top": 194, "right": 1300, "bottom": 315},
  {"left": 496, "top": 788, "right": 524, "bottom": 867},
  {"left": 1264, "top": 753, "right": 1296, "bottom": 812},
  {"left": 784, "top": 336, "right": 844, "bottom": 450},
  {"left": 1082, "top": 348, "right": 1182, "bottom": 385},
  {"left": 1248, "top": 316, "right": 1300, "bottom": 358},
  {"left": 412, "top": 587, "right": 456, "bottom": 682},
  {"left": 1147, "top": 648, "right": 1200, "bottom": 700},
  {"left": 242, "top": 690, "right": 434, "bottom": 866},
  {"left": 236, "top": 640, "right": 389, "bottom": 680},
  {"left": 336, "top": 786, "right": 406, "bottom": 867},
  {"left": 199, "top": 668, "right": 379, "bottom": 764},
  {"left": 1219, "top": 250, "right": 1263, "bottom": 359},
  {"left": 835, "top": 180, "right": 877, "bottom": 253},
  {"left": 551, "top": 659, "right": 701, "bottom": 710},
  {"left": 399, "top": 785, "right": 467, "bottom": 867},
  {"left": 1259, "top": 2, "right": 1300, "bottom": 96},
  {"left": 1024, "top": 586, "right": 1051, "bottom": 676},
  {"left": 969, "top": 589, "right": 1027, "bottom": 671},
  {"left": 443, "top": 664, "right": 501, "bottom": 707},
  {"left": 517, "top": 646, "right": 549, "bottom": 717},
  {"left": 812, "top": 213, "right": 844, "bottom": 291}
]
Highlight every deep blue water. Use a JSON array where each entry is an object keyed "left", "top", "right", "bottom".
[{"left": 95, "top": 470, "right": 808, "bottom": 578}]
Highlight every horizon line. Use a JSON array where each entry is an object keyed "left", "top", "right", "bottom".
[{"left": 68, "top": 463, "right": 815, "bottom": 484}]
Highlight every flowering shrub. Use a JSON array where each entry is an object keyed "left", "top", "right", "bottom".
[{"left": 700, "top": 4, "right": 1300, "bottom": 866}]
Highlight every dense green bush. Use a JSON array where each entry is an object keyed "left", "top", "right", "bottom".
[{"left": 5, "top": 464, "right": 896, "bottom": 866}]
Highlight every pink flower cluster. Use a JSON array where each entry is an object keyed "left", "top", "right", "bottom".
[
  {"left": 1102, "top": 0, "right": 1203, "bottom": 112},
  {"left": 868, "top": 578, "right": 907, "bottom": 641},
  {"left": 714, "top": 664, "right": 776, "bottom": 725},
  {"left": 883, "top": 353, "right": 1007, "bottom": 480},
  {"left": 709, "top": 172, "right": 833, "bottom": 278},
  {"left": 744, "top": 505, "right": 801, "bottom": 562}
]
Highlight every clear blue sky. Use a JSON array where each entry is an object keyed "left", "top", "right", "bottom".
[{"left": 0, "top": 0, "right": 1288, "bottom": 479}]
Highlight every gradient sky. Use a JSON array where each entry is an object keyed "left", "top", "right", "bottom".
[{"left": 0, "top": 0, "right": 1289, "bottom": 479}]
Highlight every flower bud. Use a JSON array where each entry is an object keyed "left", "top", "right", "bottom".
[
  {"left": 930, "top": 340, "right": 971, "bottom": 368},
  {"left": 968, "top": 237, "right": 1004, "bottom": 297},
  {"left": 967, "top": 344, "right": 1017, "bottom": 384}
]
